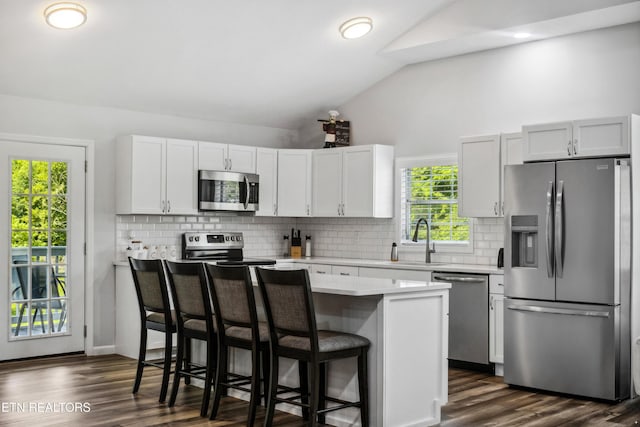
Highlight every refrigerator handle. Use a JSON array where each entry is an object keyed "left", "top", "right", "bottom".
[
  {"left": 555, "top": 180, "right": 565, "bottom": 278},
  {"left": 545, "top": 181, "right": 554, "bottom": 278},
  {"left": 507, "top": 305, "right": 610, "bottom": 318}
]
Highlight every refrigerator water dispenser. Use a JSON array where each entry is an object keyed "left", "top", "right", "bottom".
[{"left": 510, "top": 215, "right": 538, "bottom": 268}]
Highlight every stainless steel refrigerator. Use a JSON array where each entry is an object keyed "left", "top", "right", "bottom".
[{"left": 503, "top": 157, "right": 631, "bottom": 400}]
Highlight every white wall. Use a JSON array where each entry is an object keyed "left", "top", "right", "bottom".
[
  {"left": 300, "top": 23, "right": 640, "bottom": 151},
  {"left": 0, "top": 93, "right": 298, "bottom": 350}
]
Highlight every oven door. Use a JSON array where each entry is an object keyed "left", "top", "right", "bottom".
[{"left": 198, "top": 170, "right": 259, "bottom": 211}]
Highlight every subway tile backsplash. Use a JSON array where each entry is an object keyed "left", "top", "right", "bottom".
[{"left": 116, "top": 215, "right": 504, "bottom": 266}]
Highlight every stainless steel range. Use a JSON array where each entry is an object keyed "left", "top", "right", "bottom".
[{"left": 181, "top": 232, "right": 276, "bottom": 266}]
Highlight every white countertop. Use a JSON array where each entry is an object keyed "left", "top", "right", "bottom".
[
  {"left": 277, "top": 256, "right": 503, "bottom": 275},
  {"left": 292, "top": 271, "right": 450, "bottom": 296}
]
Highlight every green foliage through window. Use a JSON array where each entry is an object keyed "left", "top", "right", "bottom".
[{"left": 400, "top": 164, "right": 470, "bottom": 243}]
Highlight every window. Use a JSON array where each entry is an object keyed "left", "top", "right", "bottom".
[{"left": 398, "top": 156, "right": 471, "bottom": 250}]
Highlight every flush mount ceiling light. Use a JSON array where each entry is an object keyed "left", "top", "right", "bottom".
[
  {"left": 44, "top": 2, "right": 87, "bottom": 29},
  {"left": 339, "top": 17, "right": 373, "bottom": 39},
  {"left": 513, "top": 32, "right": 531, "bottom": 39}
]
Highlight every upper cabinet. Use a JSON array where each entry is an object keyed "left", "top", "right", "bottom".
[
  {"left": 277, "top": 149, "right": 313, "bottom": 217},
  {"left": 116, "top": 135, "right": 198, "bottom": 215},
  {"left": 523, "top": 116, "right": 629, "bottom": 162},
  {"left": 255, "top": 147, "right": 278, "bottom": 217},
  {"left": 459, "top": 134, "right": 501, "bottom": 217},
  {"left": 198, "top": 141, "right": 256, "bottom": 173},
  {"left": 459, "top": 133, "right": 523, "bottom": 218},
  {"left": 312, "top": 145, "right": 394, "bottom": 218}
]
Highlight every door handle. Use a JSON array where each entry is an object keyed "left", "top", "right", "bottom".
[
  {"left": 545, "top": 181, "right": 554, "bottom": 278},
  {"left": 432, "top": 275, "right": 486, "bottom": 283},
  {"left": 243, "top": 176, "right": 250, "bottom": 209},
  {"left": 555, "top": 180, "right": 564, "bottom": 278},
  {"left": 508, "top": 305, "right": 609, "bottom": 318}
]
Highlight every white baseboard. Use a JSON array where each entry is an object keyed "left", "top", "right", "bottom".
[{"left": 87, "top": 345, "right": 116, "bottom": 356}]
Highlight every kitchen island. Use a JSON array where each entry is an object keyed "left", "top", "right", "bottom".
[{"left": 114, "top": 265, "right": 450, "bottom": 426}]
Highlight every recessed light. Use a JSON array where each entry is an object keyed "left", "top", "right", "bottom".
[
  {"left": 513, "top": 32, "right": 531, "bottom": 39},
  {"left": 339, "top": 17, "right": 373, "bottom": 39},
  {"left": 44, "top": 2, "right": 87, "bottom": 30}
]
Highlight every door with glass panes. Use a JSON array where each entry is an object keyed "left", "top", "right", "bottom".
[{"left": 0, "top": 141, "right": 85, "bottom": 360}]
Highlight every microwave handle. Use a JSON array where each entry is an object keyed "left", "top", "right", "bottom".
[{"left": 243, "top": 175, "right": 250, "bottom": 209}]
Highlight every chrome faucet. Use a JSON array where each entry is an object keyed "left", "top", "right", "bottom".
[{"left": 412, "top": 218, "right": 436, "bottom": 263}]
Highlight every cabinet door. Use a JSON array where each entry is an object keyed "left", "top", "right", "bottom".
[
  {"left": 312, "top": 149, "right": 342, "bottom": 217},
  {"left": 489, "top": 293, "right": 504, "bottom": 364},
  {"left": 130, "top": 136, "right": 165, "bottom": 214},
  {"left": 459, "top": 134, "right": 501, "bottom": 217},
  {"left": 523, "top": 122, "right": 572, "bottom": 161},
  {"left": 573, "top": 116, "right": 629, "bottom": 158},
  {"left": 228, "top": 144, "right": 257, "bottom": 173},
  {"left": 166, "top": 139, "right": 198, "bottom": 215},
  {"left": 256, "top": 148, "right": 278, "bottom": 216},
  {"left": 342, "top": 147, "right": 374, "bottom": 217},
  {"left": 500, "top": 133, "right": 523, "bottom": 216},
  {"left": 277, "top": 150, "right": 312, "bottom": 217},
  {"left": 198, "top": 141, "right": 227, "bottom": 171}
]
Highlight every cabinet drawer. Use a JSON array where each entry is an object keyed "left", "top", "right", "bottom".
[
  {"left": 331, "top": 265, "right": 359, "bottom": 277},
  {"left": 490, "top": 274, "right": 505, "bottom": 294},
  {"left": 310, "top": 264, "right": 332, "bottom": 275},
  {"left": 359, "top": 267, "right": 429, "bottom": 281}
]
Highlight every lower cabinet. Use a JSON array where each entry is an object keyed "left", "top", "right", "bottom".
[{"left": 489, "top": 274, "right": 505, "bottom": 366}]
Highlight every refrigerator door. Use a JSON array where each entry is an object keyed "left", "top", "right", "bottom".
[
  {"left": 504, "top": 298, "right": 627, "bottom": 400},
  {"left": 504, "top": 162, "right": 556, "bottom": 300},
  {"left": 555, "top": 158, "right": 621, "bottom": 304}
]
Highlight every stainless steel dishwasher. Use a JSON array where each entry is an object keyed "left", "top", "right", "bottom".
[{"left": 432, "top": 272, "right": 490, "bottom": 369}]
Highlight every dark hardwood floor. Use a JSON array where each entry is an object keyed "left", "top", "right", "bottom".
[
  {"left": 1, "top": 354, "right": 640, "bottom": 426},
  {"left": 440, "top": 368, "right": 640, "bottom": 426}
]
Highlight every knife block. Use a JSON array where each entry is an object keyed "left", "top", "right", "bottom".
[{"left": 290, "top": 245, "right": 302, "bottom": 259}]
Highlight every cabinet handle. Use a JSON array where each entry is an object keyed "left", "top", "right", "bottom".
[
  {"left": 229, "top": 158, "right": 233, "bottom": 170},
  {"left": 341, "top": 204, "right": 345, "bottom": 216},
  {"left": 501, "top": 202, "right": 504, "bottom": 216},
  {"left": 567, "top": 140, "right": 572, "bottom": 156},
  {"left": 490, "top": 295, "right": 494, "bottom": 310},
  {"left": 307, "top": 204, "right": 310, "bottom": 216},
  {"left": 494, "top": 202, "right": 498, "bottom": 215},
  {"left": 338, "top": 205, "right": 341, "bottom": 215},
  {"left": 339, "top": 272, "right": 350, "bottom": 276},
  {"left": 167, "top": 200, "right": 171, "bottom": 213},
  {"left": 316, "top": 270, "right": 326, "bottom": 274},
  {"left": 573, "top": 138, "right": 578, "bottom": 155},
  {"left": 161, "top": 200, "right": 166, "bottom": 213}
]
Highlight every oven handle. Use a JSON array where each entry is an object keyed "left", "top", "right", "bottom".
[{"left": 244, "top": 175, "right": 250, "bottom": 209}]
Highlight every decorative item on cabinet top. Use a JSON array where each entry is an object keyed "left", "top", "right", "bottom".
[{"left": 318, "top": 110, "right": 350, "bottom": 148}]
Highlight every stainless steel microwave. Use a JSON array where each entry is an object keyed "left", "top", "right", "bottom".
[{"left": 198, "top": 170, "right": 259, "bottom": 211}]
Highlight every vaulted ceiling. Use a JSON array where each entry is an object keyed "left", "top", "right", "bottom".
[{"left": 0, "top": 0, "right": 638, "bottom": 130}]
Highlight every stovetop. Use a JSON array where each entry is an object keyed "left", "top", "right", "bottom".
[{"left": 182, "top": 231, "right": 275, "bottom": 265}]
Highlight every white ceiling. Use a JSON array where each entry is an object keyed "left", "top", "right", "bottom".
[{"left": 0, "top": 0, "right": 638, "bottom": 130}]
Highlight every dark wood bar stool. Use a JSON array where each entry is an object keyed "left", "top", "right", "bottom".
[
  {"left": 204, "top": 264, "right": 271, "bottom": 426},
  {"left": 164, "top": 260, "right": 217, "bottom": 417},
  {"left": 128, "top": 257, "right": 176, "bottom": 403},
  {"left": 256, "top": 267, "right": 370, "bottom": 427}
]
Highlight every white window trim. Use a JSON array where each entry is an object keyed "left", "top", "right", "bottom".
[{"left": 395, "top": 154, "right": 474, "bottom": 255}]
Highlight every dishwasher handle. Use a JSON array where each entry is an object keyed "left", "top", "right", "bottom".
[{"left": 432, "top": 275, "right": 486, "bottom": 283}]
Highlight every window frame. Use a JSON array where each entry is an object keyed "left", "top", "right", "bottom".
[{"left": 395, "top": 154, "right": 474, "bottom": 254}]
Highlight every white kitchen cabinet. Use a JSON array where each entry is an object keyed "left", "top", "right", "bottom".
[
  {"left": 277, "top": 149, "right": 313, "bottom": 217},
  {"left": 500, "top": 132, "right": 524, "bottom": 215},
  {"left": 459, "top": 134, "right": 501, "bottom": 217},
  {"left": 312, "top": 145, "right": 394, "bottom": 218},
  {"left": 116, "top": 135, "right": 198, "bottom": 215},
  {"left": 489, "top": 274, "right": 504, "bottom": 366},
  {"left": 198, "top": 141, "right": 256, "bottom": 173},
  {"left": 255, "top": 148, "right": 278, "bottom": 216},
  {"left": 523, "top": 116, "right": 629, "bottom": 162}
]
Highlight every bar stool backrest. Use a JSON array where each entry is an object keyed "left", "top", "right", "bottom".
[
  {"left": 164, "top": 261, "right": 212, "bottom": 322},
  {"left": 205, "top": 265, "right": 257, "bottom": 331},
  {"left": 256, "top": 268, "right": 319, "bottom": 354},
  {"left": 128, "top": 258, "right": 171, "bottom": 320}
]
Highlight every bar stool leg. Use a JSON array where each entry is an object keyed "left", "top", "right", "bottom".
[
  {"left": 308, "top": 362, "right": 320, "bottom": 427},
  {"left": 298, "top": 361, "right": 309, "bottom": 421},
  {"left": 318, "top": 362, "right": 327, "bottom": 425},
  {"left": 358, "top": 350, "right": 370, "bottom": 427},
  {"left": 260, "top": 346, "right": 270, "bottom": 406},
  {"left": 168, "top": 332, "right": 185, "bottom": 407},
  {"left": 264, "top": 351, "right": 279, "bottom": 427},
  {"left": 247, "top": 344, "right": 261, "bottom": 426},
  {"left": 159, "top": 329, "right": 172, "bottom": 402},
  {"left": 185, "top": 337, "right": 191, "bottom": 385},
  {"left": 132, "top": 325, "right": 147, "bottom": 394},
  {"left": 210, "top": 343, "right": 227, "bottom": 420},
  {"left": 200, "top": 338, "right": 215, "bottom": 417}
]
